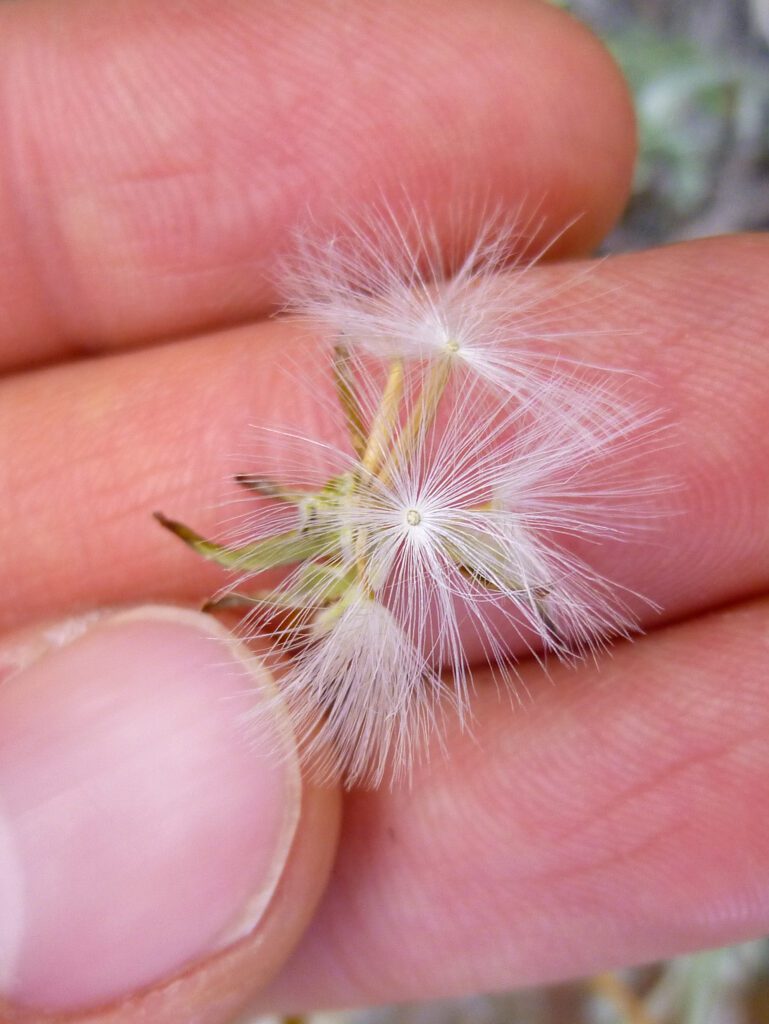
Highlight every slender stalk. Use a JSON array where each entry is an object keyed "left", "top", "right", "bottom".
[
  {"left": 378, "top": 355, "right": 452, "bottom": 487},
  {"left": 354, "top": 357, "right": 405, "bottom": 592},
  {"left": 361, "top": 358, "right": 405, "bottom": 475},
  {"left": 355, "top": 355, "right": 454, "bottom": 592},
  {"left": 333, "top": 343, "right": 368, "bottom": 459}
]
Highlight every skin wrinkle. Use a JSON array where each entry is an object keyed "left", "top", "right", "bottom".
[
  {"left": 4, "top": 12, "right": 197, "bottom": 342},
  {"left": 522, "top": 748, "right": 742, "bottom": 890},
  {"left": 443, "top": 683, "right": 754, "bottom": 894},
  {"left": 0, "top": 32, "right": 65, "bottom": 347},
  {"left": 334, "top": 794, "right": 685, "bottom": 991},
  {"left": 495, "top": 676, "right": 764, "bottom": 874}
]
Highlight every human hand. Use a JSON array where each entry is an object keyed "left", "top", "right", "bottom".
[{"left": 1, "top": 2, "right": 768, "bottom": 1022}]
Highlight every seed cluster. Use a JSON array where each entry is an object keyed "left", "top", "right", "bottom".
[{"left": 157, "top": 218, "right": 662, "bottom": 787}]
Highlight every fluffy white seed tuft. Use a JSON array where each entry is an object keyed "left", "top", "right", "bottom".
[
  {"left": 162, "top": 211, "right": 668, "bottom": 788},
  {"left": 282, "top": 209, "right": 602, "bottom": 403}
]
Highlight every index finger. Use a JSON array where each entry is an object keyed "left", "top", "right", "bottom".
[{"left": 0, "top": 0, "right": 635, "bottom": 370}]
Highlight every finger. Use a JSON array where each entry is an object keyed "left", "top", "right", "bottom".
[
  {"left": 1, "top": 235, "right": 768, "bottom": 635},
  {"left": 0, "top": 0, "right": 635, "bottom": 369},
  {"left": 253, "top": 597, "right": 769, "bottom": 1011},
  {"left": 0, "top": 607, "right": 341, "bottom": 1022}
]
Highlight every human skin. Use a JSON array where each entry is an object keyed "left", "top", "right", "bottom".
[{"left": 1, "top": 1, "right": 769, "bottom": 1021}]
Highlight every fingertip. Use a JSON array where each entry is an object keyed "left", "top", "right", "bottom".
[
  {"left": 0, "top": 607, "right": 341, "bottom": 1023},
  {"left": 0, "top": 0, "right": 636, "bottom": 365}
]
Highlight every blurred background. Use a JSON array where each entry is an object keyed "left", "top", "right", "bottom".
[
  {"left": 254, "top": 3, "right": 769, "bottom": 1022},
  {"left": 574, "top": 0, "right": 769, "bottom": 252}
]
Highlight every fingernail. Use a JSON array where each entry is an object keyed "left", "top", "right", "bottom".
[{"left": 0, "top": 607, "right": 300, "bottom": 1013}]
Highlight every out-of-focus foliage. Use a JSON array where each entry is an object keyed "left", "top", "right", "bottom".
[
  {"left": 249, "top": 940, "right": 769, "bottom": 1024},
  {"left": 564, "top": 0, "right": 769, "bottom": 248},
  {"left": 610, "top": 29, "right": 766, "bottom": 214}
]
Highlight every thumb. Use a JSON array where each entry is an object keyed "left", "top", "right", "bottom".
[{"left": 0, "top": 607, "right": 340, "bottom": 1023}]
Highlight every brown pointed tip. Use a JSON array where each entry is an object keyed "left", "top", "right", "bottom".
[
  {"left": 153, "top": 512, "right": 198, "bottom": 544},
  {"left": 201, "top": 596, "right": 239, "bottom": 614},
  {"left": 234, "top": 474, "right": 276, "bottom": 497},
  {"left": 234, "top": 473, "right": 265, "bottom": 489},
  {"left": 203, "top": 593, "right": 254, "bottom": 612},
  {"left": 199, "top": 593, "right": 233, "bottom": 614},
  {"left": 153, "top": 510, "right": 179, "bottom": 532}
]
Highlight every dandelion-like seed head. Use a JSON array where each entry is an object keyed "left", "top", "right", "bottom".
[
  {"left": 282, "top": 210, "right": 575, "bottom": 399},
  {"left": 158, "top": 210, "right": 666, "bottom": 789}
]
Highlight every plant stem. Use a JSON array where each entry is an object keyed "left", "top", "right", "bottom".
[
  {"left": 378, "top": 355, "right": 452, "bottom": 487},
  {"left": 361, "top": 357, "right": 405, "bottom": 475},
  {"left": 354, "top": 357, "right": 405, "bottom": 592},
  {"left": 333, "top": 343, "right": 368, "bottom": 459}
]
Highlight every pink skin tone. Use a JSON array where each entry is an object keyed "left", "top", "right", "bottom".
[
  {"left": 259, "top": 599, "right": 769, "bottom": 1011},
  {"left": 1, "top": 1, "right": 769, "bottom": 1022},
  {"left": 0, "top": 612, "right": 301, "bottom": 1011}
]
